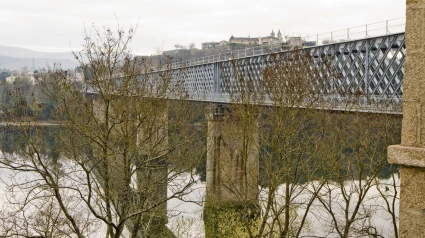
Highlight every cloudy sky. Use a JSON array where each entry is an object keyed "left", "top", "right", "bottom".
[{"left": 0, "top": 0, "right": 405, "bottom": 55}]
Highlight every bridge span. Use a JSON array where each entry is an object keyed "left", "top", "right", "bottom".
[{"left": 145, "top": 32, "right": 405, "bottom": 114}]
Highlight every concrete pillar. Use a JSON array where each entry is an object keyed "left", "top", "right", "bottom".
[
  {"left": 135, "top": 100, "right": 169, "bottom": 237},
  {"left": 205, "top": 104, "right": 259, "bottom": 205},
  {"left": 89, "top": 95, "right": 171, "bottom": 237},
  {"left": 204, "top": 104, "right": 259, "bottom": 237},
  {"left": 387, "top": 1, "right": 425, "bottom": 237}
]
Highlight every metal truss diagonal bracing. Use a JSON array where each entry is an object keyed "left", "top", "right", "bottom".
[{"left": 130, "top": 33, "right": 405, "bottom": 114}]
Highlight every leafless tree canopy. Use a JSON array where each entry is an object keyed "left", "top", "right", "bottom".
[{"left": 0, "top": 26, "right": 203, "bottom": 238}]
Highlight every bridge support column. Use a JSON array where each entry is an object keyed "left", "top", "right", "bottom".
[
  {"left": 135, "top": 100, "right": 169, "bottom": 237},
  {"left": 204, "top": 104, "right": 259, "bottom": 237},
  {"left": 388, "top": 1, "right": 425, "bottom": 237},
  {"left": 90, "top": 95, "right": 171, "bottom": 237}
]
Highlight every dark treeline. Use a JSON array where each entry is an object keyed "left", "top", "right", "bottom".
[
  {"left": 0, "top": 104, "right": 400, "bottom": 184},
  {"left": 259, "top": 109, "right": 402, "bottom": 186},
  {"left": 0, "top": 74, "right": 62, "bottom": 121}
]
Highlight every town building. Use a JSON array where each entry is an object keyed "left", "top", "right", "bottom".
[
  {"left": 229, "top": 30, "right": 283, "bottom": 45},
  {"left": 287, "top": 37, "right": 303, "bottom": 47},
  {"left": 201, "top": 40, "right": 228, "bottom": 49},
  {"left": 201, "top": 30, "right": 304, "bottom": 49},
  {"left": 229, "top": 36, "right": 259, "bottom": 44},
  {"left": 202, "top": 42, "right": 221, "bottom": 49}
]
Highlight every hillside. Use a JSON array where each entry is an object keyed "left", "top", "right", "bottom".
[{"left": 0, "top": 45, "right": 78, "bottom": 70}]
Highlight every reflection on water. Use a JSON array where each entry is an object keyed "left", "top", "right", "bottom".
[{"left": 0, "top": 126, "right": 60, "bottom": 161}]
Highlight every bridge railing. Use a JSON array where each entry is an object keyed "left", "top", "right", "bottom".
[
  {"left": 165, "top": 45, "right": 291, "bottom": 70},
  {"left": 157, "top": 17, "right": 405, "bottom": 71},
  {"left": 303, "top": 17, "right": 406, "bottom": 46}
]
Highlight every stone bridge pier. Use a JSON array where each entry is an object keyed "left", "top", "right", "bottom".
[
  {"left": 388, "top": 0, "right": 425, "bottom": 237},
  {"left": 90, "top": 95, "right": 171, "bottom": 237},
  {"left": 204, "top": 104, "right": 259, "bottom": 237}
]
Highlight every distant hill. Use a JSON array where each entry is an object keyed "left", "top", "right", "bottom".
[{"left": 0, "top": 45, "right": 78, "bottom": 70}]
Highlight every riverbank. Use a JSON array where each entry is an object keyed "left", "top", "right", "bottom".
[{"left": 0, "top": 121, "right": 59, "bottom": 127}]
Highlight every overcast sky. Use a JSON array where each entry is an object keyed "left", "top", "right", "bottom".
[{"left": 0, "top": 0, "right": 405, "bottom": 55}]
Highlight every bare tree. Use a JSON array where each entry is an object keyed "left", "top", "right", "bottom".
[
  {"left": 0, "top": 25, "right": 202, "bottom": 238},
  {"left": 251, "top": 50, "right": 339, "bottom": 238},
  {"left": 211, "top": 48, "right": 401, "bottom": 238},
  {"left": 374, "top": 165, "right": 399, "bottom": 238},
  {"left": 316, "top": 111, "right": 401, "bottom": 238},
  {"left": 207, "top": 49, "right": 339, "bottom": 238},
  {"left": 188, "top": 43, "right": 196, "bottom": 50}
]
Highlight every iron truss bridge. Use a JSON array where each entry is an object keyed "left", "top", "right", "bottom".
[{"left": 129, "top": 33, "right": 405, "bottom": 114}]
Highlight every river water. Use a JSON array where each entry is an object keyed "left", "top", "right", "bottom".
[{"left": 0, "top": 126, "right": 399, "bottom": 237}]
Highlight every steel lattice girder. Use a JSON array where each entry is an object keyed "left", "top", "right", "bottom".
[{"left": 143, "top": 33, "right": 405, "bottom": 114}]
